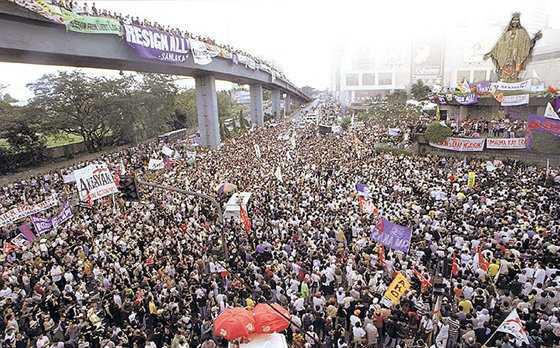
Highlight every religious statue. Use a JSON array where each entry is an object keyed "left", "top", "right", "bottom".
[{"left": 484, "top": 13, "right": 542, "bottom": 82}]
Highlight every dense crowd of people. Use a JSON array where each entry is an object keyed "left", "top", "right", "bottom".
[
  {"left": 450, "top": 119, "right": 527, "bottom": 139},
  {"left": 1, "top": 98, "right": 560, "bottom": 348}
]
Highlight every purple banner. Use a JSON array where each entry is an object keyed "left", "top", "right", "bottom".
[
  {"left": 526, "top": 114, "right": 560, "bottom": 148},
  {"left": 19, "top": 223, "right": 35, "bottom": 242},
  {"left": 370, "top": 218, "right": 412, "bottom": 253},
  {"left": 31, "top": 216, "right": 53, "bottom": 235},
  {"left": 454, "top": 93, "right": 479, "bottom": 105},
  {"left": 53, "top": 202, "right": 73, "bottom": 227},
  {"left": 31, "top": 202, "right": 73, "bottom": 234},
  {"left": 475, "top": 81, "right": 491, "bottom": 95},
  {"left": 553, "top": 96, "right": 560, "bottom": 114},
  {"left": 123, "top": 24, "right": 190, "bottom": 63}
]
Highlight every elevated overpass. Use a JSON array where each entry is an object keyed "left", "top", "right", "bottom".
[{"left": 0, "top": 1, "right": 311, "bottom": 146}]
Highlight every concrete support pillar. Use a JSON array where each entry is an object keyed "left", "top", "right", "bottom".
[
  {"left": 271, "top": 89, "right": 281, "bottom": 118},
  {"left": 250, "top": 84, "right": 264, "bottom": 126},
  {"left": 195, "top": 75, "right": 220, "bottom": 147},
  {"left": 284, "top": 94, "right": 292, "bottom": 116}
]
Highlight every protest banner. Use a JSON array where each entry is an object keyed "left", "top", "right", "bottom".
[
  {"left": 11, "top": 234, "right": 30, "bottom": 248},
  {"left": 370, "top": 218, "right": 412, "bottom": 253},
  {"left": 454, "top": 93, "right": 479, "bottom": 105},
  {"left": 19, "top": 224, "right": 36, "bottom": 242},
  {"left": 383, "top": 272, "right": 411, "bottom": 305},
  {"left": 190, "top": 39, "right": 217, "bottom": 65},
  {"left": 501, "top": 94, "right": 529, "bottom": 106},
  {"left": 31, "top": 216, "right": 53, "bottom": 235},
  {"left": 0, "top": 196, "right": 59, "bottom": 228},
  {"left": 468, "top": 172, "right": 476, "bottom": 188},
  {"left": 148, "top": 159, "right": 165, "bottom": 171},
  {"left": 486, "top": 137, "right": 526, "bottom": 149},
  {"left": 429, "top": 137, "right": 485, "bottom": 152},
  {"left": 388, "top": 128, "right": 401, "bottom": 136},
  {"left": 491, "top": 80, "right": 531, "bottom": 92},
  {"left": 73, "top": 163, "right": 119, "bottom": 202},
  {"left": 161, "top": 146, "right": 175, "bottom": 157},
  {"left": 123, "top": 24, "right": 190, "bottom": 63},
  {"left": 61, "top": 9, "right": 122, "bottom": 35}
]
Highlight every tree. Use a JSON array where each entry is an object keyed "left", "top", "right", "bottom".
[
  {"left": 386, "top": 90, "right": 408, "bottom": 104},
  {"left": 174, "top": 89, "right": 198, "bottom": 129},
  {"left": 27, "top": 71, "right": 124, "bottom": 151},
  {"left": 424, "top": 121, "right": 453, "bottom": 143},
  {"left": 410, "top": 80, "right": 431, "bottom": 100}
]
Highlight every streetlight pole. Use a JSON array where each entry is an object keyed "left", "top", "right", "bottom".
[{"left": 136, "top": 179, "right": 228, "bottom": 258}]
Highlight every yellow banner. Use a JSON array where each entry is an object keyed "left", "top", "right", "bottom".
[
  {"left": 383, "top": 272, "right": 411, "bottom": 305},
  {"left": 468, "top": 171, "right": 476, "bottom": 188}
]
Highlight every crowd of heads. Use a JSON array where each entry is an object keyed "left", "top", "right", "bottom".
[{"left": 1, "top": 97, "right": 560, "bottom": 348}]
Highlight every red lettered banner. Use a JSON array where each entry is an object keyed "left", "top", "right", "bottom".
[
  {"left": 486, "top": 138, "right": 526, "bottom": 149},
  {"left": 429, "top": 137, "right": 485, "bottom": 152}
]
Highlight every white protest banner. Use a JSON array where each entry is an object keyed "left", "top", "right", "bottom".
[
  {"left": 161, "top": 145, "right": 174, "bottom": 157},
  {"left": 0, "top": 196, "right": 59, "bottom": 227},
  {"left": 148, "top": 159, "right": 165, "bottom": 171},
  {"left": 429, "top": 137, "right": 485, "bottom": 152},
  {"left": 495, "top": 309, "right": 529, "bottom": 344},
  {"left": 63, "top": 173, "right": 76, "bottom": 183},
  {"left": 491, "top": 80, "right": 531, "bottom": 91},
  {"left": 190, "top": 39, "right": 214, "bottom": 65},
  {"left": 254, "top": 144, "right": 261, "bottom": 158},
  {"left": 486, "top": 137, "right": 526, "bottom": 149},
  {"left": 11, "top": 234, "right": 30, "bottom": 248},
  {"left": 73, "top": 163, "right": 119, "bottom": 202},
  {"left": 501, "top": 94, "right": 529, "bottom": 106},
  {"left": 388, "top": 128, "right": 401, "bottom": 136}
]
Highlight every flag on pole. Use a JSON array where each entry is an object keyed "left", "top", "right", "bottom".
[
  {"left": 240, "top": 205, "right": 252, "bottom": 232},
  {"left": 477, "top": 247, "right": 489, "bottom": 272},
  {"left": 435, "top": 104, "right": 441, "bottom": 120},
  {"left": 413, "top": 268, "right": 432, "bottom": 291},
  {"left": 544, "top": 102, "right": 560, "bottom": 120},
  {"left": 378, "top": 245, "right": 385, "bottom": 266},
  {"left": 467, "top": 171, "right": 476, "bottom": 188},
  {"left": 496, "top": 309, "right": 529, "bottom": 344},
  {"left": 451, "top": 253, "right": 459, "bottom": 277}
]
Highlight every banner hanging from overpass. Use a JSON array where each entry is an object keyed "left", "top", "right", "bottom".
[
  {"left": 123, "top": 24, "right": 191, "bottom": 63},
  {"left": 61, "top": 9, "right": 122, "bottom": 35}
]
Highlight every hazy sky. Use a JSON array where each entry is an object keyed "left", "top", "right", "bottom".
[{"left": 1, "top": 0, "right": 559, "bottom": 101}]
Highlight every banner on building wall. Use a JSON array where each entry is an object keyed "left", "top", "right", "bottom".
[
  {"left": 0, "top": 196, "right": 59, "bottom": 228},
  {"left": 454, "top": 93, "right": 479, "bottom": 105},
  {"left": 501, "top": 94, "right": 530, "bottom": 107},
  {"left": 429, "top": 137, "right": 485, "bottom": 152},
  {"left": 491, "top": 80, "right": 531, "bottom": 92},
  {"left": 73, "top": 163, "right": 119, "bottom": 202},
  {"left": 486, "top": 137, "right": 527, "bottom": 149},
  {"left": 123, "top": 24, "right": 190, "bottom": 63}
]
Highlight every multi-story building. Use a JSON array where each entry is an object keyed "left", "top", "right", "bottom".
[{"left": 331, "top": 2, "right": 560, "bottom": 105}]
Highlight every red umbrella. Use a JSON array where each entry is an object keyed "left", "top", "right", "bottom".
[
  {"left": 213, "top": 307, "right": 255, "bottom": 341},
  {"left": 253, "top": 303, "right": 290, "bottom": 333}
]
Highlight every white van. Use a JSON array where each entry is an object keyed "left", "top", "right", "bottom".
[{"left": 223, "top": 192, "right": 253, "bottom": 222}]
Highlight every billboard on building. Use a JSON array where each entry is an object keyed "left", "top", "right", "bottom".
[{"left": 411, "top": 37, "right": 444, "bottom": 86}]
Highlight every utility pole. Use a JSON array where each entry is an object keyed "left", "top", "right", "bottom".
[{"left": 136, "top": 179, "right": 228, "bottom": 258}]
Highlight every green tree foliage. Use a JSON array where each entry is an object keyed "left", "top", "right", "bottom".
[
  {"left": 386, "top": 90, "right": 408, "bottom": 104},
  {"left": 410, "top": 80, "right": 431, "bottom": 100},
  {"left": 340, "top": 116, "right": 352, "bottom": 130},
  {"left": 424, "top": 121, "right": 453, "bottom": 143},
  {"left": 26, "top": 71, "right": 178, "bottom": 151}
]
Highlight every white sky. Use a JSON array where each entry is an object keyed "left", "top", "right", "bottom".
[{"left": 1, "top": 0, "right": 559, "bottom": 101}]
